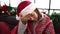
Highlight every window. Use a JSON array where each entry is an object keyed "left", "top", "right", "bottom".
[
  {"left": 10, "top": 0, "right": 21, "bottom": 7},
  {"left": 54, "top": 10, "right": 60, "bottom": 13},
  {"left": 0, "top": 0, "right": 9, "bottom": 6},
  {"left": 35, "top": 0, "right": 49, "bottom": 9},
  {"left": 51, "top": 0, "right": 60, "bottom": 9}
]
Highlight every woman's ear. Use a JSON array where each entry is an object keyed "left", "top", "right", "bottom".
[
  {"left": 19, "top": 13, "right": 23, "bottom": 17},
  {"left": 20, "top": 15, "right": 23, "bottom": 17}
]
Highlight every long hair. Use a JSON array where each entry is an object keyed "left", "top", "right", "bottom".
[{"left": 34, "top": 8, "right": 42, "bottom": 20}]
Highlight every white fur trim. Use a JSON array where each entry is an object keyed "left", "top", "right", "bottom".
[
  {"left": 20, "top": 3, "right": 36, "bottom": 16},
  {"left": 16, "top": 15, "right": 19, "bottom": 20},
  {"left": 18, "top": 20, "right": 27, "bottom": 34}
]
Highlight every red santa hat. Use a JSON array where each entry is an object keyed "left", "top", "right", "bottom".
[{"left": 16, "top": 1, "right": 36, "bottom": 20}]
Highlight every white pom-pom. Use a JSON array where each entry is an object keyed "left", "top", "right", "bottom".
[{"left": 16, "top": 15, "right": 19, "bottom": 20}]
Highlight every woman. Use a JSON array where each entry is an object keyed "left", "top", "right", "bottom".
[{"left": 11, "top": 1, "right": 55, "bottom": 34}]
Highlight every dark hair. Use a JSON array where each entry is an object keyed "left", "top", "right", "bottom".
[{"left": 34, "top": 8, "right": 42, "bottom": 20}]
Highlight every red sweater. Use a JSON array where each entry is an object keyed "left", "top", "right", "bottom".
[{"left": 0, "top": 21, "right": 10, "bottom": 34}]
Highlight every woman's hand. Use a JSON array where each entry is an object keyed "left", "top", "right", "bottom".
[{"left": 19, "top": 15, "right": 30, "bottom": 24}]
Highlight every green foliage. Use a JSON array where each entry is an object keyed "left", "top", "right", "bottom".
[{"left": 50, "top": 12, "right": 60, "bottom": 25}]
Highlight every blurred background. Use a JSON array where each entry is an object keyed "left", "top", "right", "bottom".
[{"left": 0, "top": 0, "right": 60, "bottom": 34}]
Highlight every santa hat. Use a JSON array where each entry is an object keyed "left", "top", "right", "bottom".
[{"left": 16, "top": 1, "right": 36, "bottom": 20}]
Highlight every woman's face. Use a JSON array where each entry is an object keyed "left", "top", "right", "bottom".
[{"left": 20, "top": 11, "right": 38, "bottom": 22}]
